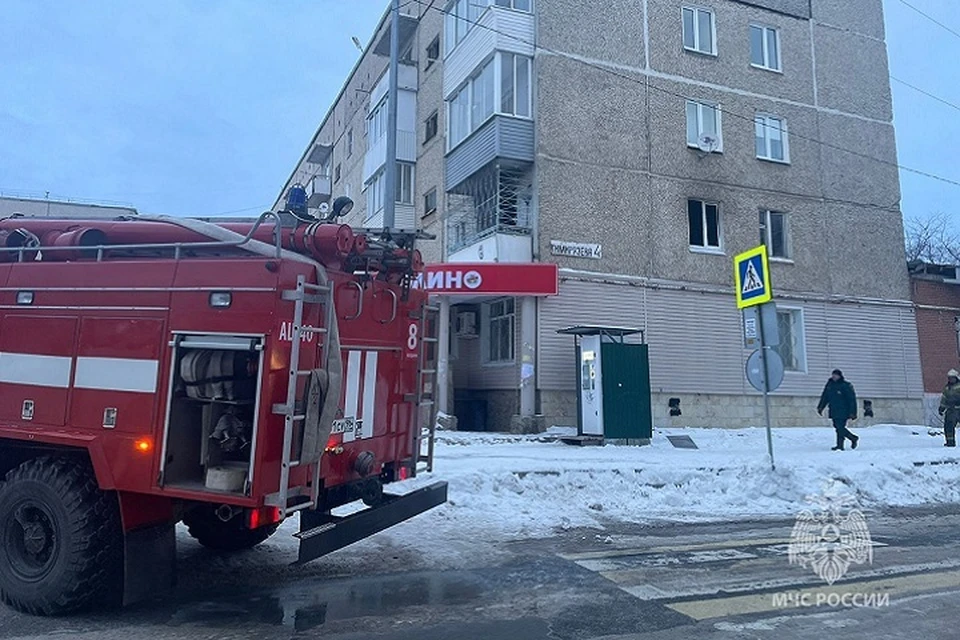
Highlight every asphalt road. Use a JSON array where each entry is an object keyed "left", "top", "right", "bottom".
[{"left": 4, "top": 504, "right": 960, "bottom": 640}]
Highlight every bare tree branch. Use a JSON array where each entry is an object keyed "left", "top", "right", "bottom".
[{"left": 905, "top": 213, "right": 959, "bottom": 264}]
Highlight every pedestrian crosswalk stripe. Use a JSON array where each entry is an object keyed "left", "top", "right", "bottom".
[{"left": 559, "top": 537, "right": 795, "bottom": 561}]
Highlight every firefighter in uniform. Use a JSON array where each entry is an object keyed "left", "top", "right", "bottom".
[{"left": 938, "top": 369, "right": 960, "bottom": 447}]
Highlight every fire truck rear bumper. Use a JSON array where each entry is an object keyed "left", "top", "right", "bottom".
[{"left": 295, "top": 481, "right": 448, "bottom": 565}]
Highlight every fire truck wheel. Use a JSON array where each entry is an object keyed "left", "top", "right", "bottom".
[
  {"left": 0, "top": 456, "right": 122, "bottom": 616},
  {"left": 183, "top": 507, "right": 279, "bottom": 552}
]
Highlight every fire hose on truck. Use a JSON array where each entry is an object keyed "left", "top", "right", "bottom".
[{"left": 0, "top": 195, "right": 446, "bottom": 615}]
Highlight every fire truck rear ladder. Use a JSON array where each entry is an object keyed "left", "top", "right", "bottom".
[
  {"left": 267, "top": 274, "right": 333, "bottom": 516},
  {"left": 411, "top": 303, "right": 441, "bottom": 473}
]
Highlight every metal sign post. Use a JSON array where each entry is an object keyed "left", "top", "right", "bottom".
[
  {"left": 735, "top": 246, "right": 778, "bottom": 471},
  {"left": 758, "top": 306, "right": 775, "bottom": 470}
]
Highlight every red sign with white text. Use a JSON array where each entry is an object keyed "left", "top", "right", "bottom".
[{"left": 415, "top": 263, "right": 559, "bottom": 296}]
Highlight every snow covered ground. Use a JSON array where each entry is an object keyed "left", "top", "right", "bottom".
[{"left": 183, "top": 424, "right": 960, "bottom": 566}]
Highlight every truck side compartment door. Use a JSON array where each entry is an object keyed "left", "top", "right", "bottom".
[{"left": 0, "top": 315, "right": 78, "bottom": 427}]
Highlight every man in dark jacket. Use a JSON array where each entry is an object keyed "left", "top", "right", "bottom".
[{"left": 817, "top": 369, "right": 859, "bottom": 451}]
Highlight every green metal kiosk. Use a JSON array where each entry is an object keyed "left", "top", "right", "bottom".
[{"left": 557, "top": 326, "right": 653, "bottom": 444}]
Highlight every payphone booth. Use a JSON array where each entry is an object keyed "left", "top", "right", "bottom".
[{"left": 557, "top": 326, "right": 653, "bottom": 444}]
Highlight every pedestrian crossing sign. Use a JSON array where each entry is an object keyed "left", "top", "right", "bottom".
[{"left": 734, "top": 245, "right": 772, "bottom": 309}]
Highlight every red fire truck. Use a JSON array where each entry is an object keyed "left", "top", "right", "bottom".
[{"left": 0, "top": 199, "right": 446, "bottom": 615}]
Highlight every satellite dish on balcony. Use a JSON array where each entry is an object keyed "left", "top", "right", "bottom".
[{"left": 697, "top": 134, "right": 720, "bottom": 156}]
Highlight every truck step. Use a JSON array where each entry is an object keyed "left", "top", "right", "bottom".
[{"left": 295, "top": 482, "right": 447, "bottom": 564}]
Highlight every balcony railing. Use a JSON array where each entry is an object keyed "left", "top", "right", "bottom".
[{"left": 445, "top": 163, "right": 533, "bottom": 254}]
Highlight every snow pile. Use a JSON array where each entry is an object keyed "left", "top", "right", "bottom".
[
  {"left": 249, "top": 424, "right": 960, "bottom": 565},
  {"left": 394, "top": 424, "right": 960, "bottom": 535}
]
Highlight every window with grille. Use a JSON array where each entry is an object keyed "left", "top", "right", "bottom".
[{"left": 775, "top": 309, "right": 806, "bottom": 372}]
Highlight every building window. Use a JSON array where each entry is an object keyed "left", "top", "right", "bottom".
[
  {"left": 449, "top": 79, "right": 472, "bottom": 148},
  {"left": 495, "top": 0, "right": 532, "bottom": 12},
  {"left": 368, "top": 100, "right": 387, "bottom": 150},
  {"left": 686, "top": 100, "right": 722, "bottom": 151},
  {"left": 445, "top": 0, "right": 533, "bottom": 54},
  {"left": 425, "top": 36, "right": 440, "bottom": 70},
  {"left": 688, "top": 199, "right": 721, "bottom": 251},
  {"left": 366, "top": 163, "right": 414, "bottom": 218},
  {"left": 347, "top": 128, "right": 354, "bottom": 157},
  {"left": 471, "top": 60, "right": 496, "bottom": 130},
  {"left": 334, "top": 163, "right": 342, "bottom": 183},
  {"left": 447, "top": 53, "right": 534, "bottom": 150},
  {"left": 483, "top": 297, "right": 515, "bottom": 364},
  {"left": 750, "top": 25, "right": 781, "bottom": 72},
  {"left": 775, "top": 309, "right": 806, "bottom": 372},
  {"left": 760, "top": 210, "right": 790, "bottom": 259},
  {"left": 424, "top": 188, "right": 438, "bottom": 216},
  {"left": 444, "top": 0, "right": 478, "bottom": 53},
  {"left": 367, "top": 175, "right": 384, "bottom": 218},
  {"left": 425, "top": 110, "right": 439, "bottom": 143},
  {"left": 500, "top": 53, "right": 532, "bottom": 117},
  {"left": 682, "top": 7, "right": 716, "bottom": 56},
  {"left": 396, "top": 163, "right": 414, "bottom": 205},
  {"left": 755, "top": 114, "right": 789, "bottom": 163}
]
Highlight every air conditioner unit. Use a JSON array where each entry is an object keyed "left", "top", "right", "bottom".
[{"left": 455, "top": 311, "right": 477, "bottom": 337}]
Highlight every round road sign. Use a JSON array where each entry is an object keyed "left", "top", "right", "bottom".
[{"left": 745, "top": 349, "right": 785, "bottom": 392}]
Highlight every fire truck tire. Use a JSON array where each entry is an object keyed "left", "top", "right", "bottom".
[
  {"left": 183, "top": 507, "right": 279, "bottom": 552},
  {"left": 0, "top": 456, "right": 122, "bottom": 616}
]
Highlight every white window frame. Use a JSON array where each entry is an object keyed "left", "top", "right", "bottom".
[
  {"left": 481, "top": 297, "right": 515, "bottom": 365},
  {"left": 775, "top": 307, "right": 807, "bottom": 373},
  {"left": 755, "top": 113, "right": 789, "bottom": 164},
  {"left": 687, "top": 198, "right": 723, "bottom": 253},
  {"left": 760, "top": 209, "right": 791, "bottom": 262},
  {"left": 424, "top": 188, "right": 438, "bottom": 216},
  {"left": 494, "top": 0, "right": 532, "bottom": 11},
  {"left": 750, "top": 24, "right": 781, "bottom": 72},
  {"left": 447, "top": 53, "right": 534, "bottom": 152},
  {"left": 425, "top": 36, "right": 440, "bottom": 70},
  {"left": 365, "top": 162, "right": 414, "bottom": 221},
  {"left": 500, "top": 52, "right": 533, "bottom": 118},
  {"left": 686, "top": 100, "right": 723, "bottom": 152},
  {"left": 682, "top": 6, "right": 717, "bottom": 56},
  {"left": 396, "top": 162, "right": 414, "bottom": 205},
  {"left": 445, "top": 0, "right": 534, "bottom": 56},
  {"left": 367, "top": 99, "right": 387, "bottom": 151}
]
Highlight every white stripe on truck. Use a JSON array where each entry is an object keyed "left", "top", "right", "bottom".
[
  {"left": 0, "top": 352, "right": 73, "bottom": 388},
  {"left": 74, "top": 357, "right": 159, "bottom": 393},
  {"left": 361, "top": 351, "right": 378, "bottom": 440},
  {"left": 343, "top": 350, "right": 362, "bottom": 442}
]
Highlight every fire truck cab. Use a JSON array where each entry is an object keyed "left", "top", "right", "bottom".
[{"left": 0, "top": 207, "right": 445, "bottom": 615}]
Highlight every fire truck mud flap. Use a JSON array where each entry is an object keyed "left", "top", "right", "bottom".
[{"left": 295, "top": 481, "right": 448, "bottom": 565}]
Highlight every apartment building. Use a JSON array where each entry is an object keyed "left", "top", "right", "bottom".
[{"left": 276, "top": 0, "right": 923, "bottom": 430}]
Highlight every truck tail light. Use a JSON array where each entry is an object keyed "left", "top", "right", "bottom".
[
  {"left": 248, "top": 506, "right": 282, "bottom": 529},
  {"left": 398, "top": 466, "right": 410, "bottom": 481}
]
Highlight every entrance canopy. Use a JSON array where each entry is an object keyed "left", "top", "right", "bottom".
[{"left": 557, "top": 325, "right": 644, "bottom": 344}]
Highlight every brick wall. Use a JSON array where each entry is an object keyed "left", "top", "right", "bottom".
[{"left": 912, "top": 278, "right": 960, "bottom": 393}]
